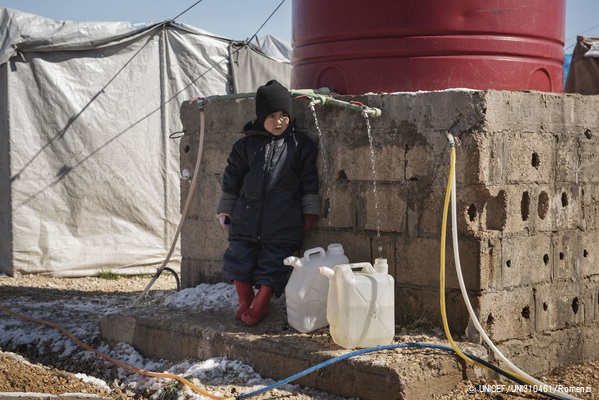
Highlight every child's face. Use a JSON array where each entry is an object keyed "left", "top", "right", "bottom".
[{"left": 263, "top": 111, "right": 290, "bottom": 136}]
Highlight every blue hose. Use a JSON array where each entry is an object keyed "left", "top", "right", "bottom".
[{"left": 236, "top": 342, "right": 567, "bottom": 400}]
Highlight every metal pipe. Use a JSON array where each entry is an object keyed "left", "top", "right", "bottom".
[
  {"left": 193, "top": 88, "right": 382, "bottom": 118},
  {"left": 324, "top": 98, "right": 382, "bottom": 118},
  {"left": 197, "top": 87, "right": 331, "bottom": 105}
]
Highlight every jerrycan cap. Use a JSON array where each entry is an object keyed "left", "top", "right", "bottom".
[
  {"left": 374, "top": 258, "right": 388, "bottom": 274},
  {"left": 327, "top": 243, "right": 344, "bottom": 254}
]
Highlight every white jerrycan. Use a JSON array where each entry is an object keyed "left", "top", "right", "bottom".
[
  {"left": 284, "top": 243, "right": 349, "bottom": 333},
  {"left": 320, "top": 259, "right": 395, "bottom": 349}
]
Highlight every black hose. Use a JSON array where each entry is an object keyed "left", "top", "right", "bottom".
[{"left": 160, "top": 267, "right": 181, "bottom": 292}]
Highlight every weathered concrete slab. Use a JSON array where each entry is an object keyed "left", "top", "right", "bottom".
[{"left": 100, "top": 301, "right": 480, "bottom": 400}]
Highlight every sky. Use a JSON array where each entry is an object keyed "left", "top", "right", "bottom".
[{"left": 2, "top": 0, "right": 599, "bottom": 52}]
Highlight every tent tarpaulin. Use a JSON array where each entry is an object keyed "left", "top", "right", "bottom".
[{"left": 0, "top": 8, "right": 291, "bottom": 276}]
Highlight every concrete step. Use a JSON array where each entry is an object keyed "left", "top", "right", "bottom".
[{"left": 100, "top": 299, "right": 482, "bottom": 400}]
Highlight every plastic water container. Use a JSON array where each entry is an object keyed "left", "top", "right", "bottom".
[
  {"left": 284, "top": 244, "right": 349, "bottom": 333},
  {"left": 292, "top": 0, "right": 565, "bottom": 93},
  {"left": 320, "top": 259, "right": 395, "bottom": 349}
]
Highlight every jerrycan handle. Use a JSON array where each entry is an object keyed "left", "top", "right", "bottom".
[
  {"left": 350, "top": 262, "right": 377, "bottom": 274},
  {"left": 319, "top": 266, "right": 335, "bottom": 278},
  {"left": 304, "top": 247, "right": 326, "bottom": 261}
]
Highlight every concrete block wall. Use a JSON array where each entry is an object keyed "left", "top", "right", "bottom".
[{"left": 179, "top": 90, "right": 599, "bottom": 374}]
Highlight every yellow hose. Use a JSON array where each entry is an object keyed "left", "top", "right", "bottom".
[
  {"left": 438, "top": 141, "right": 543, "bottom": 390},
  {"left": 438, "top": 146, "right": 479, "bottom": 366}
]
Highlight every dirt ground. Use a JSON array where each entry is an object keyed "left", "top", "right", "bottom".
[{"left": 1, "top": 274, "right": 599, "bottom": 399}]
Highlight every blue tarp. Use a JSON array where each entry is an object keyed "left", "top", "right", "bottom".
[{"left": 563, "top": 53, "right": 573, "bottom": 85}]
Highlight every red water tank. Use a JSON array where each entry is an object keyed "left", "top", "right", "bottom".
[{"left": 291, "top": 0, "right": 565, "bottom": 94}]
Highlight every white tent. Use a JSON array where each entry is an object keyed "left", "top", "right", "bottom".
[{"left": 0, "top": 8, "right": 291, "bottom": 277}]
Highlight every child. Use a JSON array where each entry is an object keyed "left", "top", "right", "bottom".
[{"left": 216, "top": 80, "right": 321, "bottom": 325}]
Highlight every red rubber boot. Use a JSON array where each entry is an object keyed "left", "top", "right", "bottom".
[
  {"left": 234, "top": 280, "right": 255, "bottom": 320},
  {"left": 241, "top": 285, "right": 273, "bottom": 325}
]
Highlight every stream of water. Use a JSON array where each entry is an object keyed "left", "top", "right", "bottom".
[
  {"left": 309, "top": 101, "right": 333, "bottom": 226},
  {"left": 307, "top": 103, "right": 383, "bottom": 258},
  {"left": 364, "top": 113, "right": 383, "bottom": 259}
]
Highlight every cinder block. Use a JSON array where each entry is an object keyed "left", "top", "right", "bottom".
[
  {"left": 179, "top": 134, "right": 197, "bottom": 176},
  {"left": 369, "top": 91, "right": 487, "bottom": 135},
  {"left": 457, "top": 182, "right": 560, "bottom": 236},
  {"left": 477, "top": 286, "right": 535, "bottom": 341},
  {"left": 396, "top": 237, "right": 485, "bottom": 291},
  {"left": 181, "top": 217, "right": 227, "bottom": 260},
  {"left": 194, "top": 175, "right": 221, "bottom": 220},
  {"left": 494, "top": 326, "right": 585, "bottom": 376},
  {"left": 181, "top": 173, "right": 221, "bottom": 220},
  {"left": 181, "top": 257, "right": 223, "bottom": 288},
  {"left": 455, "top": 130, "right": 504, "bottom": 186},
  {"left": 478, "top": 236, "right": 502, "bottom": 290},
  {"left": 457, "top": 185, "right": 508, "bottom": 234},
  {"left": 327, "top": 141, "right": 405, "bottom": 182},
  {"left": 552, "top": 231, "right": 583, "bottom": 281},
  {"left": 418, "top": 187, "right": 446, "bottom": 236},
  {"left": 395, "top": 285, "right": 471, "bottom": 333},
  {"left": 395, "top": 237, "right": 439, "bottom": 287},
  {"left": 451, "top": 236, "right": 498, "bottom": 291},
  {"left": 581, "top": 183, "right": 599, "bottom": 231},
  {"left": 581, "top": 281, "right": 596, "bottom": 325},
  {"left": 553, "top": 184, "right": 581, "bottom": 231},
  {"left": 563, "top": 94, "right": 599, "bottom": 128},
  {"left": 531, "top": 185, "right": 554, "bottom": 233},
  {"left": 555, "top": 134, "right": 578, "bottom": 183},
  {"left": 361, "top": 183, "right": 407, "bottom": 233},
  {"left": 328, "top": 142, "right": 371, "bottom": 182},
  {"left": 483, "top": 91, "right": 564, "bottom": 133},
  {"left": 504, "top": 130, "right": 554, "bottom": 184},
  {"left": 319, "top": 182, "right": 355, "bottom": 229},
  {"left": 579, "top": 231, "right": 599, "bottom": 278},
  {"left": 495, "top": 185, "right": 532, "bottom": 234},
  {"left": 198, "top": 146, "right": 231, "bottom": 175},
  {"left": 180, "top": 178, "right": 195, "bottom": 218},
  {"left": 202, "top": 98, "right": 254, "bottom": 131},
  {"left": 578, "top": 133, "right": 599, "bottom": 183},
  {"left": 500, "top": 234, "right": 553, "bottom": 288},
  {"left": 179, "top": 100, "right": 206, "bottom": 134},
  {"left": 405, "top": 143, "right": 430, "bottom": 181},
  {"left": 534, "top": 281, "right": 585, "bottom": 332},
  {"left": 374, "top": 144, "right": 407, "bottom": 182}
]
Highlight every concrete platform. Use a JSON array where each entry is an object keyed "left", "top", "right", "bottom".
[{"left": 100, "top": 298, "right": 483, "bottom": 400}]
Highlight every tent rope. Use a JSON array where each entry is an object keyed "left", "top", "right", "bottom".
[
  {"left": 169, "top": 0, "right": 205, "bottom": 22},
  {"left": 247, "top": 0, "right": 287, "bottom": 45}
]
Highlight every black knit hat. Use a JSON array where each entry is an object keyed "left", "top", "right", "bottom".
[{"left": 255, "top": 80, "right": 292, "bottom": 124}]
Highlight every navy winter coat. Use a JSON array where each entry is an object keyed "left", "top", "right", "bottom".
[{"left": 218, "top": 121, "right": 320, "bottom": 246}]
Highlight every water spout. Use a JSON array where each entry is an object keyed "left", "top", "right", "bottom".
[{"left": 284, "top": 256, "right": 301, "bottom": 268}]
